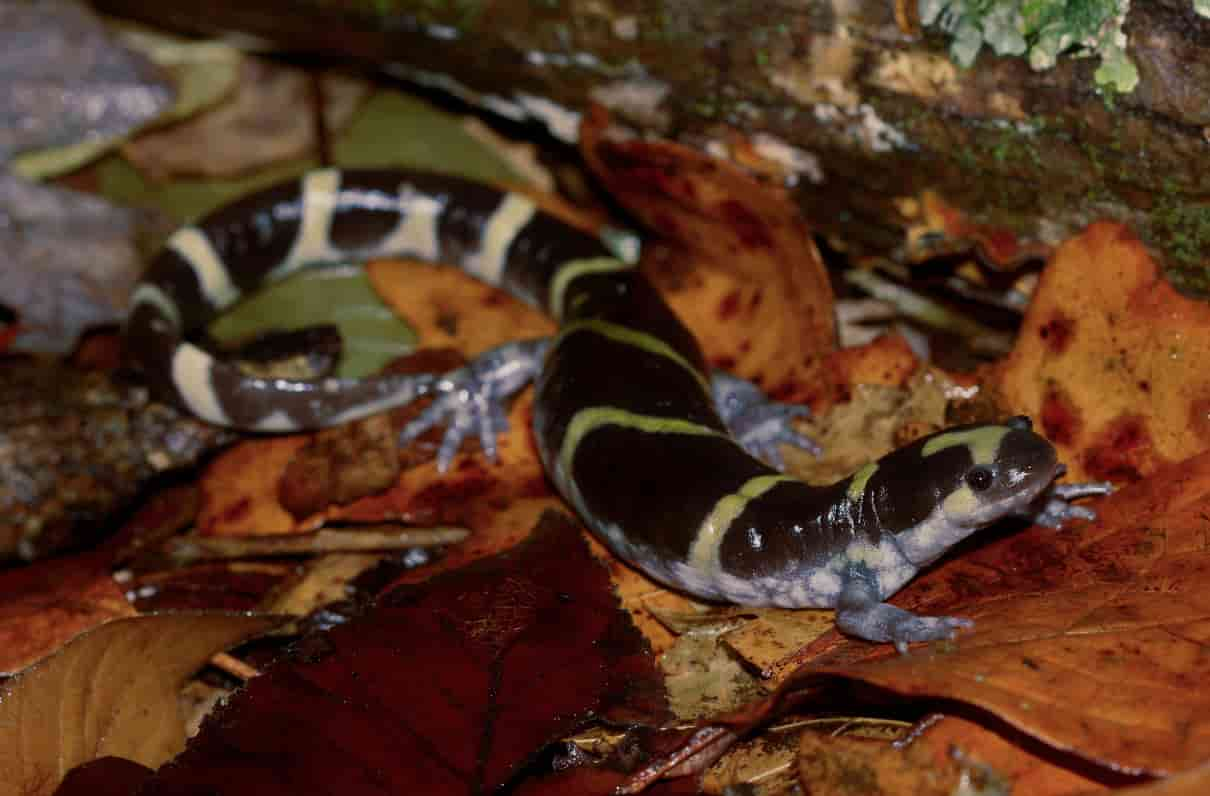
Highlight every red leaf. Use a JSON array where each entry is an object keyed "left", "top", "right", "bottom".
[{"left": 137, "top": 512, "right": 669, "bottom": 794}]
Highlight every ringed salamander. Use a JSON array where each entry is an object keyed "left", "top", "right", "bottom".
[{"left": 125, "top": 168, "right": 1109, "bottom": 651}]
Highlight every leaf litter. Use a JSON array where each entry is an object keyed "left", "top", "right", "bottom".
[{"left": 2, "top": 39, "right": 1209, "bottom": 795}]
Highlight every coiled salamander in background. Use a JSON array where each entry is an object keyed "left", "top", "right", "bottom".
[{"left": 125, "top": 168, "right": 1111, "bottom": 651}]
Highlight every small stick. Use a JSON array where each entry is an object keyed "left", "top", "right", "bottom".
[
  {"left": 210, "top": 651, "right": 262, "bottom": 681},
  {"left": 166, "top": 526, "right": 470, "bottom": 564}
]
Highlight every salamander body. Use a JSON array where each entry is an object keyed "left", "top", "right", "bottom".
[{"left": 126, "top": 168, "right": 1105, "bottom": 649}]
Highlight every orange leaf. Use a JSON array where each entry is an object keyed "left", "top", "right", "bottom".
[
  {"left": 581, "top": 107, "right": 835, "bottom": 403},
  {"left": 994, "top": 222, "right": 1210, "bottom": 483}
]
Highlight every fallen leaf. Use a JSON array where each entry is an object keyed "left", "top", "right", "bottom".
[
  {"left": 907, "top": 190, "right": 1052, "bottom": 268},
  {"left": 581, "top": 107, "right": 835, "bottom": 403},
  {"left": 124, "top": 563, "right": 293, "bottom": 614},
  {"left": 132, "top": 513, "right": 669, "bottom": 794},
  {"left": 209, "top": 265, "right": 417, "bottom": 380},
  {"left": 907, "top": 716, "right": 1111, "bottom": 795},
  {"left": 196, "top": 436, "right": 311, "bottom": 536},
  {"left": 123, "top": 58, "right": 367, "bottom": 180},
  {"left": 368, "top": 259, "right": 557, "bottom": 361},
  {"left": 98, "top": 89, "right": 523, "bottom": 223},
  {"left": 994, "top": 221, "right": 1210, "bottom": 483},
  {"left": 795, "top": 721, "right": 991, "bottom": 796},
  {"left": 0, "top": 612, "right": 282, "bottom": 796},
  {"left": 259, "top": 552, "right": 389, "bottom": 617},
  {"left": 0, "top": 551, "right": 134, "bottom": 676},
  {"left": 52, "top": 756, "right": 154, "bottom": 796},
  {"left": 1113, "top": 760, "right": 1210, "bottom": 795}
]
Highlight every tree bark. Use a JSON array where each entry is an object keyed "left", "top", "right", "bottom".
[{"left": 93, "top": 0, "right": 1210, "bottom": 289}]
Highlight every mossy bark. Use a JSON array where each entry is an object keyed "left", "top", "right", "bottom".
[{"left": 94, "top": 0, "right": 1210, "bottom": 289}]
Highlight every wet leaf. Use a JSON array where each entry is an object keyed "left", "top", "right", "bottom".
[
  {"left": 133, "top": 514, "right": 669, "bottom": 794},
  {"left": 994, "top": 222, "right": 1210, "bottom": 483},
  {"left": 0, "top": 612, "right": 282, "bottom": 796},
  {"left": 209, "top": 266, "right": 417, "bottom": 379}
]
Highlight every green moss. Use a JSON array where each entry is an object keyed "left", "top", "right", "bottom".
[{"left": 1151, "top": 196, "right": 1210, "bottom": 267}]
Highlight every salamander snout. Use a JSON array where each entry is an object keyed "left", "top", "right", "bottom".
[{"left": 995, "top": 427, "right": 1060, "bottom": 491}]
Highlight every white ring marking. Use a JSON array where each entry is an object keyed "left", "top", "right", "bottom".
[
  {"left": 376, "top": 185, "right": 446, "bottom": 261},
  {"left": 172, "top": 343, "right": 230, "bottom": 425},
  {"left": 276, "top": 168, "right": 343, "bottom": 279},
  {"left": 167, "top": 227, "right": 240, "bottom": 310},
  {"left": 466, "top": 194, "right": 536, "bottom": 286}
]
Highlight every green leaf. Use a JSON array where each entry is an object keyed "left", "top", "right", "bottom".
[
  {"left": 208, "top": 265, "right": 417, "bottom": 379},
  {"left": 96, "top": 88, "right": 522, "bottom": 223}
]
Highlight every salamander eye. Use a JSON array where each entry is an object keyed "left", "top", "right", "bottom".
[{"left": 965, "top": 466, "right": 993, "bottom": 491}]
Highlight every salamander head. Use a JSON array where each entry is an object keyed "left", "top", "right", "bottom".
[
  {"left": 928, "top": 415, "right": 1059, "bottom": 527},
  {"left": 870, "top": 416, "right": 1061, "bottom": 567}
]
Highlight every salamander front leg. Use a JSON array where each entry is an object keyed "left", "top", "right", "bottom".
[
  {"left": 835, "top": 570, "right": 972, "bottom": 654},
  {"left": 710, "top": 371, "right": 821, "bottom": 469},
  {"left": 399, "top": 338, "right": 550, "bottom": 471},
  {"left": 1023, "top": 471, "right": 1114, "bottom": 528}
]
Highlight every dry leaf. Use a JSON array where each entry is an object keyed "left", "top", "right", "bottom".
[
  {"left": 0, "top": 612, "right": 282, "bottom": 795},
  {"left": 796, "top": 722, "right": 992, "bottom": 796},
  {"left": 0, "top": 552, "right": 134, "bottom": 675},
  {"left": 994, "top": 222, "right": 1210, "bottom": 483},
  {"left": 123, "top": 58, "right": 368, "bottom": 180},
  {"left": 581, "top": 107, "right": 835, "bottom": 403},
  {"left": 131, "top": 514, "right": 669, "bottom": 794},
  {"left": 907, "top": 716, "right": 1108, "bottom": 795}
]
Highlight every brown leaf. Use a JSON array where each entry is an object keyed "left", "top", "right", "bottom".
[
  {"left": 903, "top": 716, "right": 1109, "bottom": 795},
  {"left": 790, "top": 714, "right": 1108, "bottom": 795},
  {"left": 1113, "top": 761, "right": 1210, "bottom": 795},
  {"left": 0, "top": 612, "right": 282, "bottom": 796},
  {"left": 0, "top": 551, "right": 134, "bottom": 675},
  {"left": 197, "top": 435, "right": 311, "bottom": 536},
  {"left": 277, "top": 413, "right": 400, "bottom": 518},
  {"left": 581, "top": 107, "right": 835, "bottom": 403},
  {"left": 994, "top": 222, "right": 1210, "bottom": 483},
  {"left": 132, "top": 513, "right": 668, "bottom": 794},
  {"left": 122, "top": 59, "right": 368, "bottom": 180},
  {"left": 796, "top": 724, "right": 968, "bottom": 795}
]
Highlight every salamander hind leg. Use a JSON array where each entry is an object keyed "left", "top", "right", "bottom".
[
  {"left": 835, "top": 571, "right": 972, "bottom": 654},
  {"left": 710, "top": 371, "right": 821, "bottom": 470},
  {"left": 398, "top": 337, "right": 550, "bottom": 471}
]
